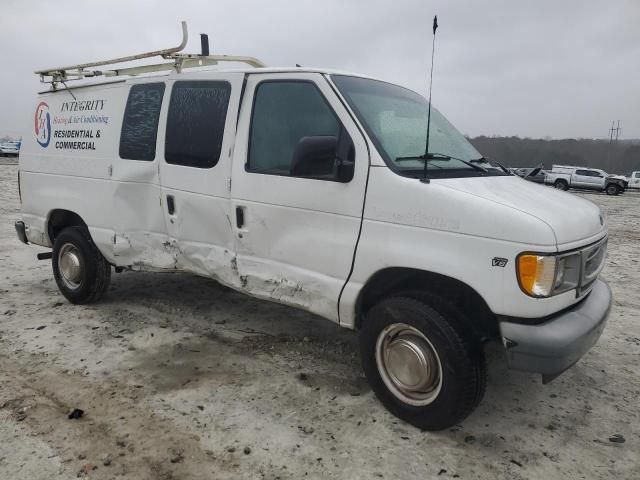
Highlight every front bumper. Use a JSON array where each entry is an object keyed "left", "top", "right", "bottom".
[
  {"left": 499, "top": 279, "right": 611, "bottom": 383},
  {"left": 15, "top": 221, "right": 28, "bottom": 244}
]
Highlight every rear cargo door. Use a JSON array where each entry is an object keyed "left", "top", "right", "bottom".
[{"left": 157, "top": 73, "right": 245, "bottom": 287}]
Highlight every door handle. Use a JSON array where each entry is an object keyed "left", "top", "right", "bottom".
[
  {"left": 166, "top": 195, "right": 175, "bottom": 215},
  {"left": 235, "top": 206, "right": 245, "bottom": 228}
]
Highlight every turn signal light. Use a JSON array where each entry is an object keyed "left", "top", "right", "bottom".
[{"left": 517, "top": 254, "right": 556, "bottom": 297}]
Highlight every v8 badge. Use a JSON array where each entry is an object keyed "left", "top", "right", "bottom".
[{"left": 492, "top": 257, "right": 508, "bottom": 267}]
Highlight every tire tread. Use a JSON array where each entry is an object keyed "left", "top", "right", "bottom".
[
  {"left": 360, "top": 293, "right": 487, "bottom": 430},
  {"left": 52, "top": 226, "right": 110, "bottom": 304}
]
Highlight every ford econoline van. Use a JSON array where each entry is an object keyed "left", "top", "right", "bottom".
[{"left": 15, "top": 27, "right": 611, "bottom": 430}]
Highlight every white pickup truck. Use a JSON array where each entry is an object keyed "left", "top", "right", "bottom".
[
  {"left": 14, "top": 26, "right": 612, "bottom": 430},
  {"left": 628, "top": 171, "right": 640, "bottom": 189},
  {"left": 545, "top": 165, "right": 626, "bottom": 195}
]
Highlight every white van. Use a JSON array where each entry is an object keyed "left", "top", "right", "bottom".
[{"left": 15, "top": 28, "right": 611, "bottom": 430}]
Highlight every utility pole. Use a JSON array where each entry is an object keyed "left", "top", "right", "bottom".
[
  {"left": 609, "top": 121, "right": 614, "bottom": 143},
  {"left": 609, "top": 120, "right": 621, "bottom": 144},
  {"left": 606, "top": 120, "right": 622, "bottom": 169}
]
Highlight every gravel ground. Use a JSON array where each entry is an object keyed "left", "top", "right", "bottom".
[{"left": 1, "top": 162, "right": 639, "bottom": 479}]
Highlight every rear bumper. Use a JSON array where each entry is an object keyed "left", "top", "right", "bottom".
[
  {"left": 15, "top": 221, "right": 28, "bottom": 244},
  {"left": 499, "top": 279, "right": 611, "bottom": 382}
]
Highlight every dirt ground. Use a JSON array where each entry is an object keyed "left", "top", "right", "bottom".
[{"left": 1, "top": 160, "right": 639, "bottom": 479}]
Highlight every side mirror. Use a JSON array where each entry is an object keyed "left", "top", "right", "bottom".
[{"left": 290, "top": 135, "right": 339, "bottom": 178}]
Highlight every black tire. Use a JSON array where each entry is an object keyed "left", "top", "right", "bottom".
[
  {"left": 554, "top": 180, "right": 569, "bottom": 191},
  {"left": 52, "top": 226, "right": 111, "bottom": 304},
  {"left": 360, "top": 294, "right": 486, "bottom": 431},
  {"left": 605, "top": 184, "right": 620, "bottom": 195}
]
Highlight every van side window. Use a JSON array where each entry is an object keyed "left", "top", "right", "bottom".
[
  {"left": 248, "top": 81, "right": 354, "bottom": 181},
  {"left": 165, "top": 81, "right": 231, "bottom": 169},
  {"left": 119, "top": 83, "right": 165, "bottom": 161}
]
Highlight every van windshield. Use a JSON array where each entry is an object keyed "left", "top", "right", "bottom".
[{"left": 331, "top": 75, "right": 507, "bottom": 179}]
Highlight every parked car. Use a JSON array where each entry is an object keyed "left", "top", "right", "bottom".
[
  {"left": 628, "top": 171, "right": 640, "bottom": 189},
  {"left": 15, "top": 26, "right": 612, "bottom": 431},
  {"left": 515, "top": 167, "right": 547, "bottom": 184},
  {"left": 0, "top": 140, "right": 21, "bottom": 156},
  {"left": 545, "top": 165, "right": 626, "bottom": 195}
]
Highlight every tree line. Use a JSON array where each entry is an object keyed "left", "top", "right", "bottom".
[{"left": 469, "top": 136, "right": 640, "bottom": 175}]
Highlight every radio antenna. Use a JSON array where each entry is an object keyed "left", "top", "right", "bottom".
[{"left": 422, "top": 15, "right": 438, "bottom": 184}]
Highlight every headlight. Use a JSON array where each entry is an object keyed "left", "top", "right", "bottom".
[{"left": 517, "top": 252, "right": 581, "bottom": 298}]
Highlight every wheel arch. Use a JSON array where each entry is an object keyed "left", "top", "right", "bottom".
[
  {"left": 355, "top": 267, "right": 498, "bottom": 340},
  {"left": 47, "top": 209, "right": 88, "bottom": 244}
]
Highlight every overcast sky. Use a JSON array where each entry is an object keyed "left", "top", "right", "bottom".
[{"left": 1, "top": 0, "right": 638, "bottom": 139}]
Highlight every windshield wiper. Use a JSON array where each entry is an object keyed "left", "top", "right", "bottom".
[
  {"left": 471, "top": 156, "right": 512, "bottom": 174},
  {"left": 396, "top": 152, "right": 488, "bottom": 173}
]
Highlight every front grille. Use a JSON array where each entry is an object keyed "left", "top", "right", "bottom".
[{"left": 577, "top": 237, "right": 607, "bottom": 296}]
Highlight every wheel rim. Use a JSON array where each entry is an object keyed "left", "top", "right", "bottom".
[
  {"left": 58, "top": 243, "right": 83, "bottom": 290},
  {"left": 554, "top": 182, "right": 565, "bottom": 189},
  {"left": 375, "top": 323, "right": 443, "bottom": 406}
]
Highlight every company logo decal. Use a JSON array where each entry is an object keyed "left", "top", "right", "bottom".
[{"left": 35, "top": 102, "right": 51, "bottom": 147}]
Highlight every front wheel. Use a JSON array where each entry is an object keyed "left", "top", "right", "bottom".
[
  {"left": 52, "top": 226, "right": 111, "bottom": 304},
  {"left": 605, "top": 184, "right": 620, "bottom": 195},
  {"left": 360, "top": 295, "right": 486, "bottom": 431}
]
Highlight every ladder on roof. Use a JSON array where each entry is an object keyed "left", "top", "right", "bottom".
[{"left": 36, "top": 21, "right": 266, "bottom": 88}]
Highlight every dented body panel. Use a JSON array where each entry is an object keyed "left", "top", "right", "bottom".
[
  {"left": 157, "top": 73, "right": 245, "bottom": 289},
  {"left": 230, "top": 72, "right": 370, "bottom": 321}
]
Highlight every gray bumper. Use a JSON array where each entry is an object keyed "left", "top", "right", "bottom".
[
  {"left": 15, "top": 221, "right": 28, "bottom": 244},
  {"left": 499, "top": 279, "right": 611, "bottom": 382}
]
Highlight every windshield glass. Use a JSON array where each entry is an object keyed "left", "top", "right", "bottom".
[{"left": 331, "top": 75, "right": 506, "bottom": 178}]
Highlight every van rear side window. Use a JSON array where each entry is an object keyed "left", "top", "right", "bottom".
[
  {"left": 119, "top": 83, "right": 165, "bottom": 161},
  {"left": 165, "top": 81, "right": 231, "bottom": 169}
]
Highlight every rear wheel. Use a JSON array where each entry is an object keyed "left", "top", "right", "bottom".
[
  {"left": 554, "top": 180, "right": 569, "bottom": 190},
  {"left": 360, "top": 295, "right": 486, "bottom": 431},
  {"left": 52, "top": 226, "right": 111, "bottom": 304},
  {"left": 606, "top": 184, "right": 620, "bottom": 195}
]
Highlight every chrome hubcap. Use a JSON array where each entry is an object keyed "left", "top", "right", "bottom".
[
  {"left": 376, "top": 323, "right": 442, "bottom": 406},
  {"left": 58, "top": 243, "right": 83, "bottom": 289}
]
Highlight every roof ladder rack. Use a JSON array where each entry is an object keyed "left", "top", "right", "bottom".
[{"left": 35, "top": 21, "right": 266, "bottom": 88}]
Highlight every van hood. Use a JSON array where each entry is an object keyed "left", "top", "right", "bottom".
[{"left": 437, "top": 176, "right": 605, "bottom": 246}]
